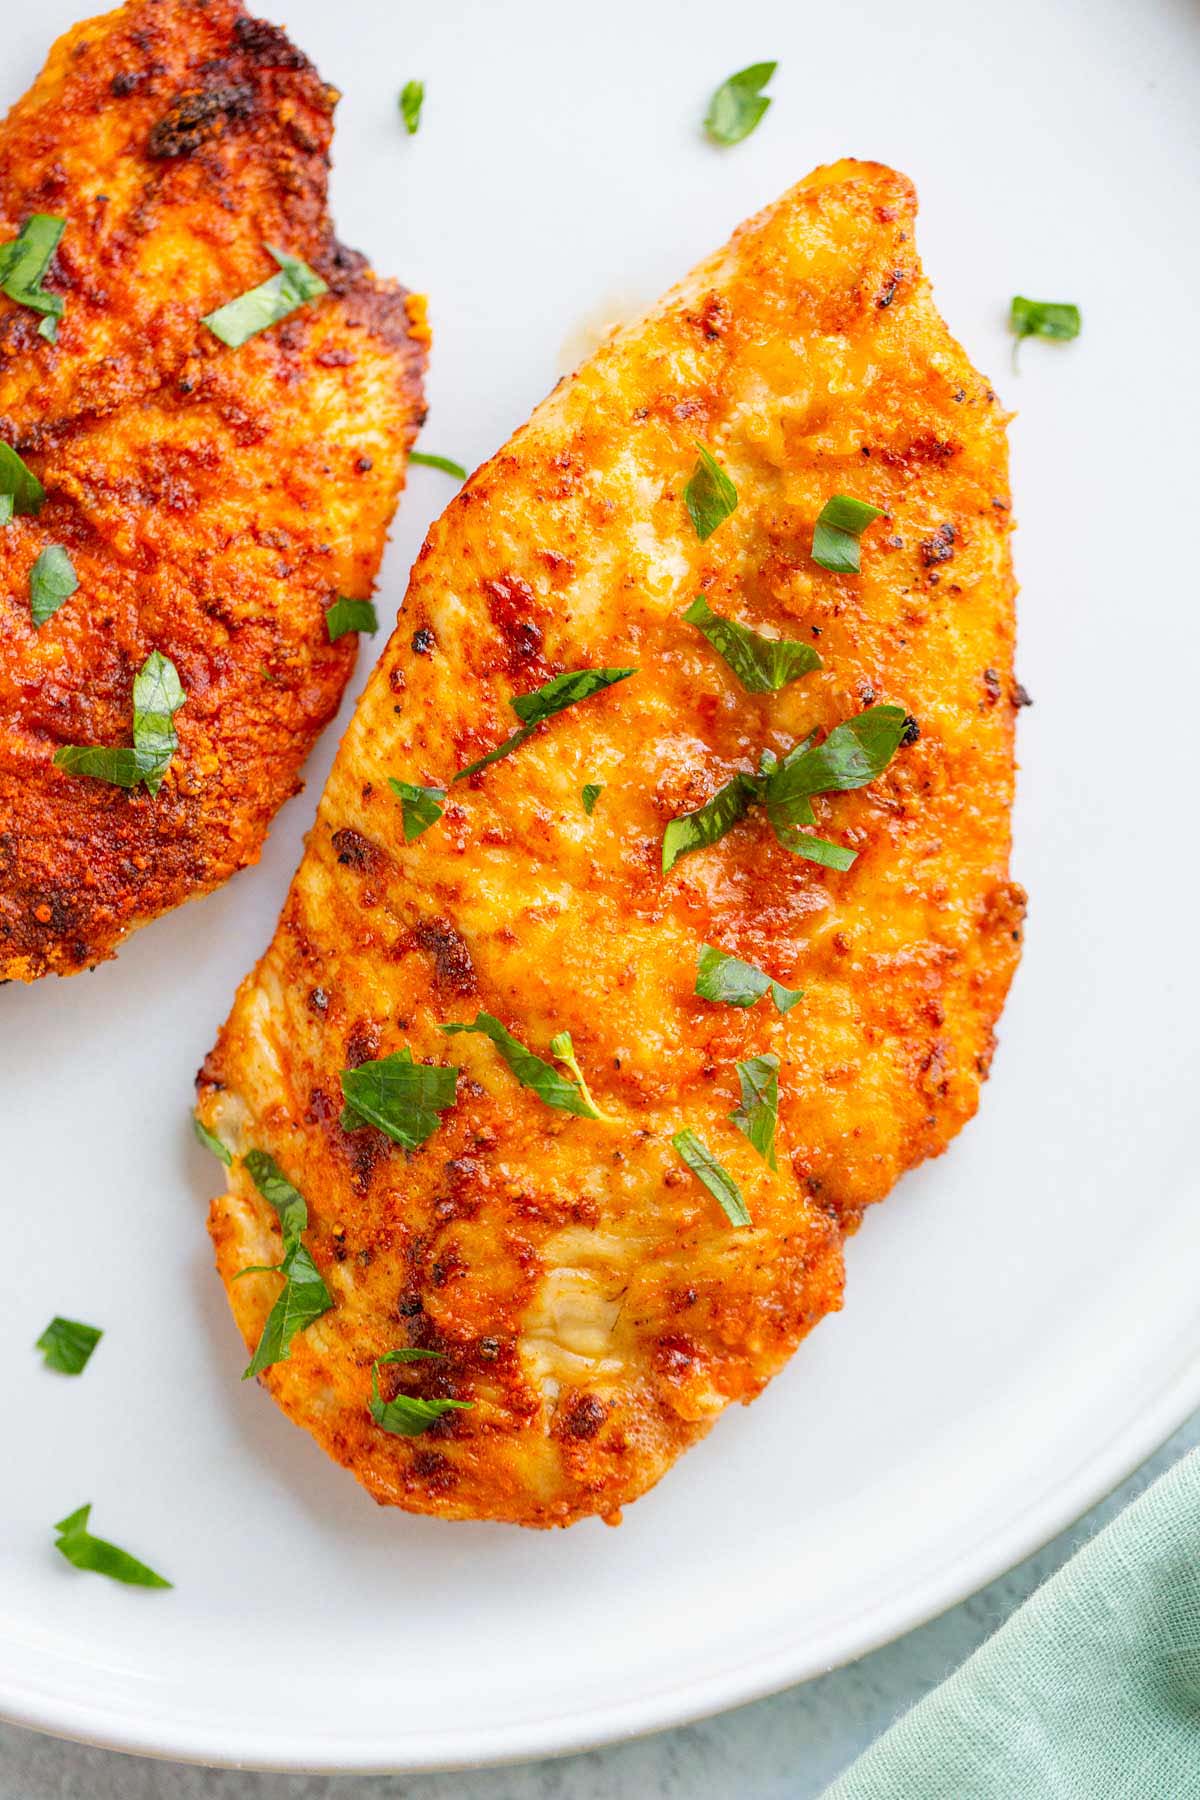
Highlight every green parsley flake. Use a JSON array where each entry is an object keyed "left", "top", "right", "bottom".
[
  {"left": 683, "top": 594, "right": 821, "bottom": 693},
  {"left": 326, "top": 596, "right": 379, "bottom": 641},
  {"left": 730, "top": 1053, "right": 779, "bottom": 1170},
  {"left": 453, "top": 667, "right": 635, "bottom": 781},
  {"left": 369, "top": 1357, "right": 471, "bottom": 1437},
  {"left": 672, "top": 1128, "right": 751, "bottom": 1228},
  {"left": 684, "top": 446, "right": 738, "bottom": 541},
  {"left": 54, "top": 1505, "right": 171, "bottom": 1589},
  {"left": 0, "top": 441, "right": 45, "bottom": 519},
  {"left": 441, "top": 1012, "right": 605, "bottom": 1119},
  {"left": 29, "top": 544, "right": 77, "bottom": 627},
  {"left": 388, "top": 778, "right": 447, "bottom": 841},
  {"left": 409, "top": 451, "right": 466, "bottom": 479},
  {"left": 340, "top": 1048, "right": 459, "bottom": 1148},
  {"left": 193, "top": 1114, "right": 232, "bottom": 1166},
  {"left": 240, "top": 1150, "right": 334, "bottom": 1380},
  {"left": 0, "top": 214, "right": 66, "bottom": 340},
  {"left": 399, "top": 80, "right": 425, "bottom": 136},
  {"left": 704, "top": 63, "right": 776, "bottom": 147},
  {"left": 202, "top": 245, "right": 327, "bottom": 349},
  {"left": 694, "top": 943, "right": 802, "bottom": 1013},
  {"left": 53, "top": 650, "right": 186, "bottom": 795},
  {"left": 36, "top": 1316, "right": 102, "bottom": 1375},
  {"left": 811, "top": 495, "right": 883, "bottom": 575},
  {"left": 582, "top": 782, "right": 603, "bottom": 815}
]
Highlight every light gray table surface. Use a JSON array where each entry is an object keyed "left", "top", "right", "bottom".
[{"left": 3, "top": 1414, "right": 1196, "bottom": 1800}]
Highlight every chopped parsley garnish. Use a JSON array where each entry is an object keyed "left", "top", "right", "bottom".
[
  {"left": 388, "top": 778, "right": 447, "bottom": 841},
  {"left": 241, "top": 1150, "right": 333, "bottom": 1380},
  {"left": 0, "top": 214, "right": 66, "bottom": 340},
  {"left": 812, "top": 495, "right": 883, "bottom": 575},
  {"left": 695, "top": 943, "right": 802, "bottom": 1013},
  {"left": 683, "top": 595, "right": 821, "bottom": 692},
  {"left": 663, "top": 705, "right": 908, "bottom": 874},
  {"left": 582, "top": 782, "right": 603, "bottom": 814},
  {"left": 202, "top": 245, "right": 328, "bottom": 349},
  {"left": 703, "top": 62, "right": 776, "bottom": 147},
  {"left": 441, "top": 1012, "right": 606, "bottom": 1118},
  {"left": 1010, "top": 296, "right": 1081, "bottom": 350},
  {"left": 29, "top": 544, "right": 77, "bottom": 626},
  {"left": 36, "top": 1316, "right": 102, "bottom": 1375},
  {"left": 730, "top": 1054, "right": 779, "bottom": 1170},
  {"left": 672, "top": 1128, "right": 751, "bottom": 1228},
  {"left": 326, "top": 597, "right": 378, "bottom": 641},
  {"left": 453, "top": 667, "right": 635, "bottom": 781},
  {"left": 369, "top": 1358, "right": 471, "bottom": 1437},
  {"left": 0, "top": 441, "right": 45, "bottom": 518},
  {"left": 409, "top": 451, "right": 466, "bottom": 479},
  {"left": 193, "top": 1114, "right": 232, "bottom": 1166},
  {"left": 684, "top": 446, "right": 738, "bottom": 541},
  {"left": 53, "top": 650, "right": 185, "bottom": 794},
  {"left": 54, "top": 1505, "right": 171, "bottom": 1589},
  {"left": 340, "top": 1047, "right": 459, "bottom": 1147},
  {"left": 399, "top": 79, "right": 425, "bottom": 135}
]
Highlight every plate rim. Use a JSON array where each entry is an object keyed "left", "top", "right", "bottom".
[{"left": 2, "top": 1359, "right": 1196, "bottom": 1773}]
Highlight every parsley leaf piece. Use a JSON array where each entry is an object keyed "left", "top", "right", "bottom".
[
  {"left": 240, "top": 1150, "right": 333, "bottom": 1380},
  {"left": 202, "top": 244, "right": 328, "bottom": 349},
  {"left": 36, "top": 1316, "right": 102, "bottom": 1375},
  {"left": 549, "top": 1029, "right": 612, "bottom": 1120},
  {"left": 29, "top": 544, "right": 77, "bottom": 626},
  {"left": 762, "top": 704, "right": 906, "bottom": 868},
  {"left": 409, "top": 451, "right": 466, "bottom": 479},
  {"left": 684, "top": 446, "right": 738, "bottom": 541},
  {"left": 453, "top": 667, "right": 636, "bottom": 781},
  {"left": 130, "top": 650, "right": 186, "bottom": 794},
  {"left": 0, "top": 493, "right": 11, "bottom": 526},
  {"left": 326, "top": 597, "right": 378, "bottom": 641},
  {"left": 1011, "top": 296, "right": 1081, "bottom": 346},
  {"left": 672, "top": 1128, "right": 751, "bottom": 1228},
  {"left": 582, "top": 782, "right": 603, "bottom": 815},
  {"left": 369, "top": 1359, "right": 471, "bottom": 1437},
  {"left": 811, "top": 494, "right": 883, "bottom": 575},
  {"left": 193, "top": 1114, "right": 232, "bottom": 1166},
  {"left": 388, "top": 777, "right": 447, "bottom": 841},
  {"left": 53, "top": 1505, "right": 171, "bottom": 1589},
  {"left": 243, "top": 1243, "right": 332, "bottom": 1380},
  {"left": 703, "top": 62, "right": 776, "bottom": 147},
  {"left": 662, "top": 771, "right": 758, "bottom": 873},
  {"left": 340, "top": 1047, "right": 459, "bottom": 1148},
  {"left": 378, "top": 1346, "right": 445, "bottom": 1364},
  {"left": 730, "top": 1053, "right": 779, "bottom": 1169},
  {"left": 53, "top": 650, "right": 185, "bottom": 794},
  {"left": 399, "top": 79, "right": 425, "bottom": 135},
  {"left": 441, "top": 1012, "right": 601, "bottom": 1118},
  {"left": 683, "top": 595, "right": 821, "bottom": 693},
  {"left": 0, "top": 441, "right": 45, "bottom": 517},
  {"left": 0, "top": 214, "right": 66, "bottom": 337},
  {"left": 695, "top": 943, "right": 802, "bottom": 1013},
  {"left": 243, "top": 1150, "right": 309, "bottom": 1254}
]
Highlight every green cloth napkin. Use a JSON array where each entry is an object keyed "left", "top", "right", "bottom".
[{"left": 823, "top": 1449, "right": 1200, "bottom": 1799}]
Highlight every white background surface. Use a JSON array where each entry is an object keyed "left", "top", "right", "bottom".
[{"left": 2, "top": 0, "right": 1198, "bottom": 1775}]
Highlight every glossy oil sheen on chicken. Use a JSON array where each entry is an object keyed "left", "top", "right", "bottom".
[
  {"left": 198, "top": 161, "right": 1025, "bottom": 1528},
  {"left": 0, "top": 0, "right": 426, "bottom": 980}
]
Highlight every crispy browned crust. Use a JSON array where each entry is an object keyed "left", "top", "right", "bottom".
[
  {"left": 0, "top": 0, "right": 427, "bottom": 979},
  {"left": 199, "top": 161, "right": 1024, "bottom": 1528}
]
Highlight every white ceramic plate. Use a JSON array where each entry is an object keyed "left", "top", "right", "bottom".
[{"left": 2, "top": 0, "right": 1198, "bottom": 1773}]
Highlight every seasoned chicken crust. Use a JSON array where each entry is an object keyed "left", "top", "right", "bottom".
[
  {"left": 199, "top": 161, "right": 1024, "bottom": 1528},
  {"left": 0, "top": 0, "right": 427, "bottom": 980}
]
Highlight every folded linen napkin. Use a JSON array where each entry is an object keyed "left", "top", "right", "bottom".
[{"left": 822, "top": 1449, "right": 1200, "bottom": 1799}]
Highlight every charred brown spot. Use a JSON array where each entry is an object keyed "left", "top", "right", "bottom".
[
  {"left": 899, "top": 714, "right": 921, "bottom": 747},
  {"left": 232, "top": 15, "right": 313, "bottom": 69},
  {"left": 330, "top": 827, "right": 386, "bottom": 874},
  {"left": 1012, "top": 681, "right": 1034, "bottom": 709},
  {"left": 413, "top": 916, "right": 476, "bottom": 995},
  {"left": 484, "top": 575, "right": 544, "bottom": 672},
  {"left": 560, "top": 1392, "right": 608, "bottom": 1441},
  {"left": 411, "top": 626, "right": 435, "bottom": 656},
  {"left": 147, "top": 83, "right": 255, "bottom": 158},
  {"left": 876, "top": 268, "right": 904, "bottom": 308},
  {"left": 983, "top": 667, "right": 1002, "bottom": 705},
  {"left": 344, "top": 1019, "right": 381, "bottom": 1067},
  {"left": 919, "top": 523, "right": 957, "bottom": 568}
]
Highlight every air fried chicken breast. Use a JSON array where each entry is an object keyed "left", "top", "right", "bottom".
[
  {"left": 0, "top": 0, "right": 426, "bottom": 980},
  {"left": 198, "top": 162, "right": 1024, "bottom": 1527}
]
